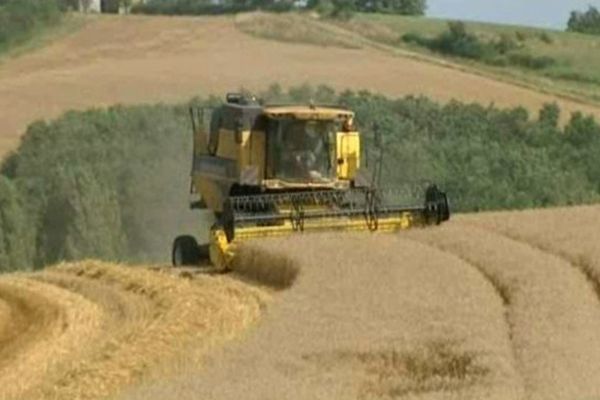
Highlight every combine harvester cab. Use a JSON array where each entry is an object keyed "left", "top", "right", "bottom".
[{"left": 172, "top": 93, "right": 450, "bottom": 271}]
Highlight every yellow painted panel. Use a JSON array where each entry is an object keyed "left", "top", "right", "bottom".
[
  {"left": 336, "top": 131, "right": 360, "bottom": 180},
  {"left": 208, "top": 211, "right": 431, "bottom": 270},
  {"left": 251, "top": 130, "right": 265, "bottom": 182},
  {"left": 195, "top": 177, "right": 224, "bottom": 212}
]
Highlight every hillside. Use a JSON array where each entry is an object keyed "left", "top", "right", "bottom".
[
  {"left": 237, "top": 12, "right": 600, "bottom": 103},
  {"left": 337, "top": 13, "right": 600, "bottom": 103},
  {"left": 1, "top": 205, "right": 600, "bottom": 399},
  {"left": 1, "top": 14, "right": 600, "bottom": 155}
]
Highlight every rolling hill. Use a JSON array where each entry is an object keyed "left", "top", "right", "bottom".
[
  {"left": 335, "top": 12, "right": 600, "bottom": 103},
  {"left": 1, "top": 14, "right": 600, "bottom": 155}
]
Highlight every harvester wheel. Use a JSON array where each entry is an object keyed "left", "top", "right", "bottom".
[
  {"left": 425, "top": 185, "right": 451, "bottom": 225},
  {"left": 365, "top": 189, "right": 380, "bottom": 231},
  {"left": 220, "top": 200, "right": 236, "bottom": 243},
  {"left": 172, "top": 235, "right": 202, "bottom": 267}
]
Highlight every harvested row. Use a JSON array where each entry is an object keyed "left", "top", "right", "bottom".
[
  {"left": 466, "top": 205, "right": 600, "bottom": 289},
  {"left": 128, "top": 233, "right": 524, "bottom": 400},
  {"left": 126, "top": 207, "right": 600, "bottom": 400},
  {"left": 408, "top": 221, "right": 600, "bottom": 400},
  {"left": 0, "top": 261, "right": 268, "bottom": 400},
  {"left": 0, "top": 276, "right": 103, "bottom": 400}
]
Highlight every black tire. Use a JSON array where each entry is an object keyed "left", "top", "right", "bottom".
[
  {"left": 172, "top": 235, "right": 201, "bottom": 267},
  {"left": 425, "top": 185, "right": 451, "bottom": 224},
  {"left": 220, "top": 200, "right": 235, "bottom": 243},
  {"left": 197, "top": 244, "right": 210, "bottom": 261},
  {"left": 438, "top": 192, "right": 451, "bottom": 223}
]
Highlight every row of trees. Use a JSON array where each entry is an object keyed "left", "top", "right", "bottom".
[
  {"left": 568, "top": 6, "right": 600, "bottom": 35},
  {"left": 1, "top": 84, "right": 599, "bottom": 272},
  {"left": 360, "top": 0, "right": 425, "bottom": 14},
  {"left": 311, "top": 0, "right": 426, "bottom": 16},
  {"left": 0, "top": 0, "right": 64, "bottom": 53},
  {"left": 403, "top": 22, "right": 555, "bottom": 70},
  {"left": 131, "top": 0, "right": 426, "bottom": 16},
  {"left": 132, "top": 0, "right": 292, "bottom": 15},
  {"left": 0, "top": 103, "right": 197, "bottom": 271}
]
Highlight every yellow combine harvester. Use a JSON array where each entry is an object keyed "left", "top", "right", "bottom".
[{"left": 172, "top": 93, "right": 450, "bottom": 270}]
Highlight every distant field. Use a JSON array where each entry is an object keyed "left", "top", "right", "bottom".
[
  {"left": 338, "top": 13, "right": 600, "bottom": 103},
  {"left": 239, "top": 12, "right": 600, "bottom": 104},
  {"left": 2, "top": 14, "right": 600, "bottom": 157}
]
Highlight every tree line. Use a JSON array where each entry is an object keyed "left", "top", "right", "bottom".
[
  {"left": 403, "top": 21, "right": 556, "bottom": 70},
  {"left": 0, "top": 85, "right": 599, "bottom": 272},
  {"left": 568, "top": 6, "right": 600, "bottom": 35},
  {"left": 0, "top": 0, "right": 65, "bottom": 53},
  {"left": 131, "top": 0, "right": 426, "bottom": 16}
]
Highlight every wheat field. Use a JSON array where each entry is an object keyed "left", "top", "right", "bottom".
[
  {"left": 128, "top": 206, "right": 600, "bottom": 400},
  {"left": 1, "top": 206, "right": 599, "bottom": 399},
  {"left": 0, "top": 261, "right": 268, "bottom": 400}
]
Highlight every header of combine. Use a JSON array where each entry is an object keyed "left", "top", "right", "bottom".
[{"left": 172, "top": 93, "right": 450, "bottom": 270}]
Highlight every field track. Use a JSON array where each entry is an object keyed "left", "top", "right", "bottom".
[
  {"left": 0, "top": 206, "right": 592, "bottom": 399},
  {"left": 1, "top": 14, "right": 600, "bottom": 155}
]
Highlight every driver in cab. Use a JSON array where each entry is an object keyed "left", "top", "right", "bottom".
[{"left": 280, "top": 121, "right": 329, "bottom": 181}]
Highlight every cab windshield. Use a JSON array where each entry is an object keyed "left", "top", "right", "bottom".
[{"left": 267, "top": 118, "right": 337, "bottom": 183}]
